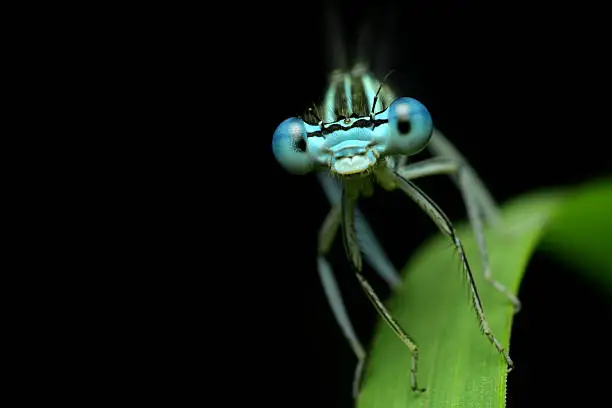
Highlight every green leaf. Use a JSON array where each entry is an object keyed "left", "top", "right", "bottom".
[
  {"left": 358, "top": 178, "right": 612, "bottom": 408},
  {"left": 541, "top": 177, "right": 612, "bottom": 292}
]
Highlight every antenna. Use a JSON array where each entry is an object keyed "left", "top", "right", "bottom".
[{"left": 370, "top": 69, "right": 395, "bottom": 118}]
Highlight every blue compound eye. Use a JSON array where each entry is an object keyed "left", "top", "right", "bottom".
[
  {"left": 272, "top": 118, "right": 313, "bottom": 175},
  {"left": 387, "top": 97, "right": 433, "bottom": 155}
]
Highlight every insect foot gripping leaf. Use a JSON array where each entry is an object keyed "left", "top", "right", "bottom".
[{"left": 358, "top": 187, "right": 574, "bottom": 408}]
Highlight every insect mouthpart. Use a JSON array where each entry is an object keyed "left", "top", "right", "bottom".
[{"left": 329, "top": 140, "right": 378, "bottom": 175}]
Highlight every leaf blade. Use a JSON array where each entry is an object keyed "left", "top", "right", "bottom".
[
  {"left": 358, "top": 190, "right": 566, "bottom": 408},
  {"left": 541, "top": 177, "right": 612, "bottom": 291}
]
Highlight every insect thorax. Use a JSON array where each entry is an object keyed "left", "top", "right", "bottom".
[{"left": 304, "top": 63, "right": 396, "bottom": 126}]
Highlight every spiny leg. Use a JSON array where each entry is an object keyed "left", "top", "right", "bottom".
[
  {"left": 354, "top": 210, "right": 402, "bottom": 288},
  {"left": 341, "top": 186, "right": 426, "bottom": 392},
  {"left": 317, "top": 172, "right": 402, "bottom": 289},
  {"left": 428, "top": 128, "right": 500, "bottom": 226},
  {"left": 317, "top": 202, "right": 367, "bottom": 398},
  {"left": 455, "top": 168, "right": 521, "bottom": 311},
  {"left": 425, "top": 131, "right": 519, "bottom": 308},
  {"left": 391, "top": 169, "right": 514, "bottom": 372},
  {"left": 397, "top": 157, "right": 521, "bottom": 312},
  {"left": 396, "top": 156, "right": 458, "bottom": 180}
]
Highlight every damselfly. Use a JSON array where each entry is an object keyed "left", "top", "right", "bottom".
[{"left": 271, "top": 62, "right": 519, "bottom": 397}]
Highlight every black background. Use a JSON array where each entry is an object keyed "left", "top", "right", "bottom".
[{"left": 121, "top": 1, "right": 612, "bottom": 406}]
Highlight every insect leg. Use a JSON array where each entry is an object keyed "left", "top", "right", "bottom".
[
  {"left": 317, "top": 202, "right": 366, "bottom": 398},
  {"left": 428, "top": 128, "right": 500, "bottom": 226},
  {"left": 391, "top": 169, "right": 514, "bottom": 372},
  {"left": 341, "top": 187, "right": 426, "bottom": 392},
  {"left": 397, "top": 155, "right": 521, "bottom": 311},
  {"left": 318, "top": 172, "right": 401, "bottom": 289}
]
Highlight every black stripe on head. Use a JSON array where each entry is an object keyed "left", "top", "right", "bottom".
[
  {"left": 301, "top": 68, "right": 393, "bottom": 136},
  {"left": 306, "top": 117, "right": 388, "bottom": 138}
]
